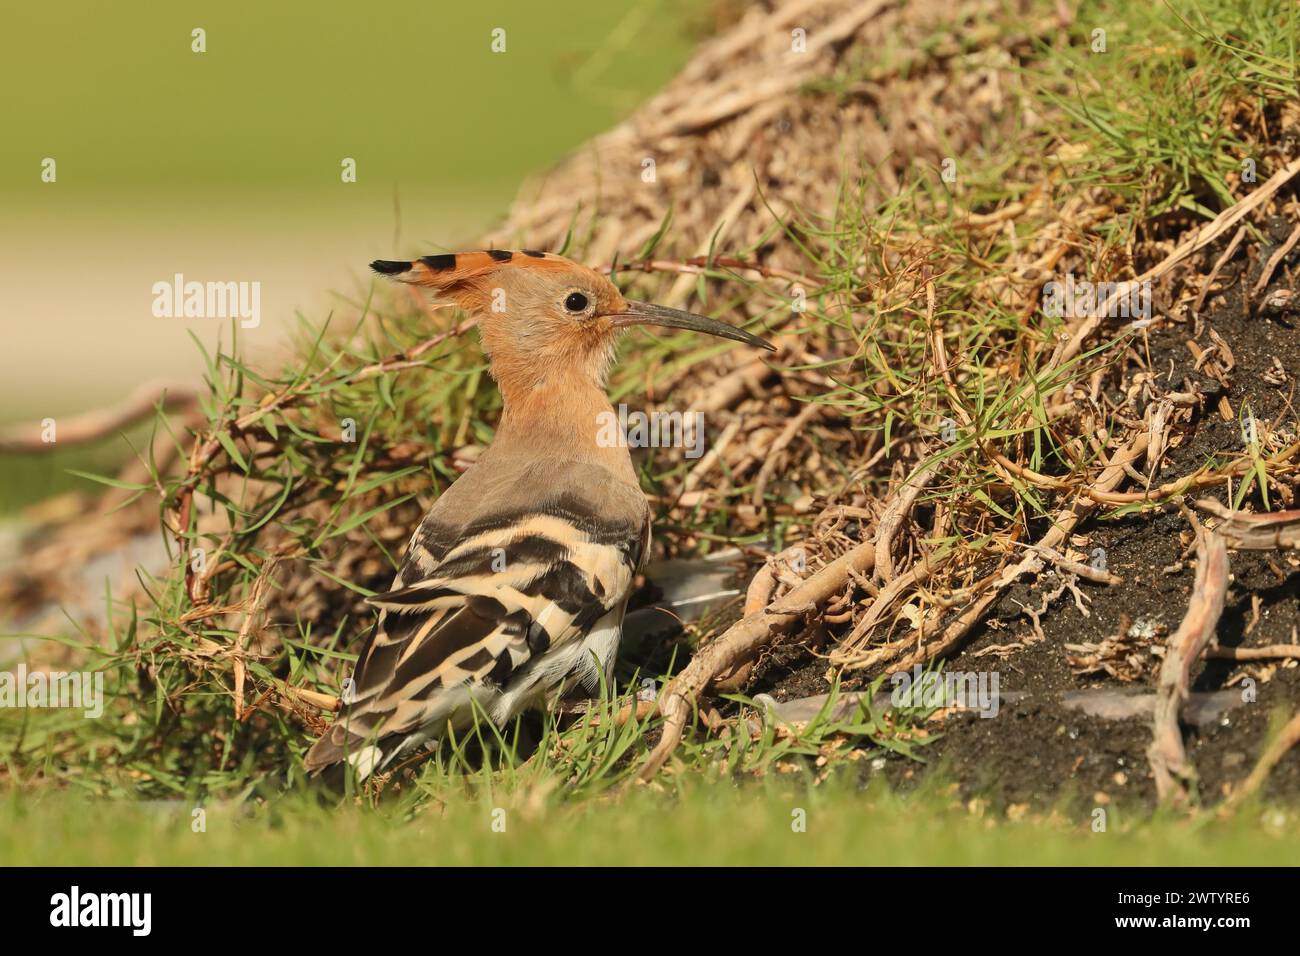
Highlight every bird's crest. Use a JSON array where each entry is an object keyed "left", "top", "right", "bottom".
[
  {"left": 369, "top": 249, "right": 606, "bottom": 316},
  {"left": 371, "top": 249, "right": 574, "bottom": 284}
]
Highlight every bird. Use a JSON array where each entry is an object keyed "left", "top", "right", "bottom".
[{"left": 304, "top": 249, "right": 773, "bottom": 780}]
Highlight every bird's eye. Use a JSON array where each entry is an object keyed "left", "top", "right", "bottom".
[{"left": 564, "top": 292, "right": 590, "bottom": 313}]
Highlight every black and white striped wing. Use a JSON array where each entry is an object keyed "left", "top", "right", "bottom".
[{"left": 304, "top": 500, "right": 648, "bottom": 776}]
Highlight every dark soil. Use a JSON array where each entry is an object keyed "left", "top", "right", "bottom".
[{"left": 727, "top": 227, "right": 1300, "bottom": 813}]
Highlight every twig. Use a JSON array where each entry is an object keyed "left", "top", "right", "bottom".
[
  {"left": 1219, "top": 709, "right": 1300, "bottom": 815},
  {"left": 231, "top": 558, "right": 279, "bottom": 721},
  {"left": 697, "top": 354, "right": 779, "bottom": 413},
  {"left": 1147, "top": 520, "right": 1229, "bottom": 805},
  {"left": 0, "top": 381, "right": 198, "bottom": 452},
  {"left": 610, "top": 255, "right": 819, "bottom": 289},
  {"left": 834, "top": 550, "right": 953, "bottom": 668},
  {"left": 682, "top": 420, "right": 741, "bottom": 493},
  {"left": 712, "top": 545, "right": 803, "bottom": 692},
  {"left": 663, "top": 180, "right": 760, "bottom": 308},
  {"left": 751, "top": 403, "right": 824, "bottom": 506},
  {"left": 1251, "top": 221, "right": 1300, "bottom": 296},
  {"left": 637, "top": 539, "right": 876, "bottom": 782},
  {"left": 998, "top": 442, "right": 1300, "bottom": 506},
  {"left": 277, "top": 682, "right": 342, "bottom": 712},
  {"left": 1016, "top": 542, "right": 1122, "bottom": 584},
  {"left": 1195, "top": 498, "right": 1300, "bottom": 550},
  {"left": 873, "top": 458, "right": 936, "bottom": 583},
  {"left": 1207, "top": 644, "right": 1300, "bottom": 661},
  {"left": 1052, "top": 156, "right": 1300, "bottom": 373},
  {"left": 1192, "top": 225, "right": 1246, "bottom": 316},
  {"left": 567, "top": 699, "right": 659, "bottom": 729}
]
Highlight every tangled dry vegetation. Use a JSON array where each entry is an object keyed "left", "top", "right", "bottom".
[{"left": 2, "top": 0, "right": 1299, "bottom": 809}]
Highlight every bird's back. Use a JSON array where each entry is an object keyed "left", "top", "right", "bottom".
[{"left": 304, "top": 452, "right": 650, "bottom": 778}]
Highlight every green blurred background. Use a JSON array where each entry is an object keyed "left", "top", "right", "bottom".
[{"left": 0, "top": 1, "right": 701, "bottom": 509}]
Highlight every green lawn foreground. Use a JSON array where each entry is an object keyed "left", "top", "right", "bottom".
[{"left": 4, "top": 781, "right": 1296, "bottom": 866}]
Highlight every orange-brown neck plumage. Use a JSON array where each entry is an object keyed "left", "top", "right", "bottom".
[
  {"left": 372, "top": 249, "right": 635, "bottom": 481},
  {"left": 499, "top": 380, "right": 630, "bottom": 474}
]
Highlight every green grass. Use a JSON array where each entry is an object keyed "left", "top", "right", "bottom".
[
  {"left": 1026, "top": 0, "right": 1298, "bottom": 219},
  {"left": 5, "top": 778, "right": 1297, "bottom": 866},
  {"left": 3, "top": 0, "right": 1299, "bottom": 862}
]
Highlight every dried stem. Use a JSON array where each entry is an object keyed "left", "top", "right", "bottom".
[{"left": 1147, "top": 520, "right": 1230, "bottom": 806}]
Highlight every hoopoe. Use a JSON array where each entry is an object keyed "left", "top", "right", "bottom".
[{"left": 304, "top": 249, "right": 772, "bottom": 779}]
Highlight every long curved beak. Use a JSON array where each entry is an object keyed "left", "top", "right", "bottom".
[{"left": 606, "top": 300, "right": 775, "bottom": 351}]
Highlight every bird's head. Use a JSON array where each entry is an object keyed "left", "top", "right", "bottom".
[{"left": 370, "top": 250, "right": 773, "bottom": 396}]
